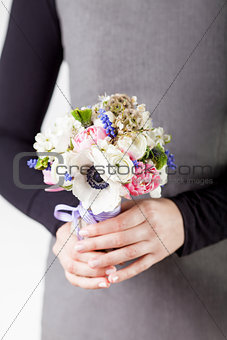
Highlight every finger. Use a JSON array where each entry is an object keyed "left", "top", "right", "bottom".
[
  {"left": 71, "top": 250, "right": 109, "bottom": 262},
  {"left": 59, "top": 255, "right": 116, "bottom": 277},
  {"left": 75, "top": 223, "right": 149, "bottom": 252},
  {"left": 53, "top": 222, "right": 77, "bottom": 257},
  {"left": 88, "top": 241, "right": 151, "bottom": 268},
  {"left": 108, "top": 253, "right": 156, "bottom": 283},
  {"left": 78, "top": 205, "right": 145, "bottom": 238},
  {"left": 65, "top": 271, "right": 110, "bottom": 289}
]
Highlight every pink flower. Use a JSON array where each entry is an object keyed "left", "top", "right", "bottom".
[
  {"left": 73, "top": 126, "right": 107, "bottom": 152},
  {"left": 124, "top": 162, "right": 160, "bottom": 196},
  {"left": 43, "top": 170, "right": 64, "bottom": 192}
]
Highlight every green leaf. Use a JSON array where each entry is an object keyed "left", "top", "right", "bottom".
[
  {"left": 150, "top": 144, "right": 167, "bottom": 170},
  {"left": 61, "top": 184, "right": 73, "bottom": 191},
  {"left": 139, "top": 144, "right": 167, "bottom": 170},
  {"left": 71, "top": 108, "right": 92, "bottom": 127},
  {"left": 139, "top": 146, "right": 151, "bottom": 163},
  {"left": 35, "top": 157, "right": 49, "bottom": 170}
]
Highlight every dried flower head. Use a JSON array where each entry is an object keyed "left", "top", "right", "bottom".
[
  {"left": 113, "top": 108, "right": 144, "bottom": 135},
  {"left": 104, "top": 93, "right": 134, "bottom": 114}
]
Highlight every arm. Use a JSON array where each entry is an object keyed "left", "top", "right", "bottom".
[
  {"left": 0, "top": 1, "right": 116, "bottom": 289},
  {"left": 0, "top": 0, "right": 77, "bottom": 235},
  {"left": 170, "top": 174, "right": 227, "bottom": 256}
]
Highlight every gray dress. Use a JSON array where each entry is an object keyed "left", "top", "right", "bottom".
[{"left": 42, "top": 1, "right": 227, "bottom": 339}]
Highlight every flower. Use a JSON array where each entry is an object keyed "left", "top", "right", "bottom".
[
  {"left": 117, "top": 133, "right": 147, "bottom": 160},
  {"left": 42, "top": 169, "right": 65, "bottom": 192},
  {"left": 92, "top": 142, "right": 134, "bottom": 184},
  {"left": 137, "top": 103, "right": 146, "bottom": 113},
  {"left": 34, "top": 114, "right": 83, "bottom": 154},
  {"left": 27, "top": 159, "right": 38, "bottom": 168},
  {"left": 72, "top": 126, "right": 107, "bottom": 152},
  {"left": 158, "top": 164, "right": 168, "bottom": 185},
  {"left": 104, "top": 93, "right": 134, "bottom": 113},
  {"left": 50, "top": 114, "right": 83, "bottom": 153},
  {"left": 98, "top": 110, "right": 116, "bottom": 137},
  {"left": 65, "top": 149, "right": 125, "bottom": 214},
  {"left": 165, "top": 150, "right": 177, "bottom": 169},
  {"left": 131, "top": 96, "right": 137, "bottom": 106},
  {"left": 124, "top": 162, "right": 160, "bottom": 196},
  {"left": 149, "top": 186, "right": 161, "bottom": 198},
  {"left": 33, "top": 132, "right": 54, "bottom": 152},
  {"left": 146, "top": 127, "right": 171, "bottom": 147}
]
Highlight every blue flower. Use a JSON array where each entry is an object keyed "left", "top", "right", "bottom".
[
  {"left": 65, "top": 172, "right": 72, "bottom": 182},
  {"left": 165, "top": 150, "right": 177, "bottom": 170},
  {"left": 98, "top": 111, "right": 116, "bottom": 138},
  {"left": 27, "top": 159, "right": 38, "bottom": 168},
  {"left": 132, "top": 160, "right": 139, "bottom": 168}
]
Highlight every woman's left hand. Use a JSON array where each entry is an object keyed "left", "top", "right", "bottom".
[{"left": 73, "top": 198, "right": 184, "bottom": 284}]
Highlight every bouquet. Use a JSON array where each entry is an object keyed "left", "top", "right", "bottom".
[{"left": 28, "top": 94, "right": 176, "bottom": 239}]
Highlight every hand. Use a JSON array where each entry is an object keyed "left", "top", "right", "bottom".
[
  {"left": 52, "top": 222, "right": 117, "bottom": 289},
  {"left": 75, "top": 198, "right": 184, "bottom": 284}
]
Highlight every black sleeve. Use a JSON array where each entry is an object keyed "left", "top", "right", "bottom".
[
  {"left": 170, "top": 173, "right": 227, "bottom": 256},
  {"left": 0, "top": 0, "right": 78, "bottom": 236}
]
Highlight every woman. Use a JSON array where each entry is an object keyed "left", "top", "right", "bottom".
[{"left": 0, "top": 0, "right": 227, "bottom": 339}]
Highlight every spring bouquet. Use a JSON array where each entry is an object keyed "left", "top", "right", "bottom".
[{"left": 28, "top": 94, "right": 175, "bottom": 239}]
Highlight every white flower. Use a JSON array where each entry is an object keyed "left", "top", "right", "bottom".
[
  {"left": 159, "top": 164, "right": 168, "bottom": 185},
  {"left": 50, "top": 114, "right": 83, "bottom": 153},
  {"left": 117, "top": 133, "right": 147, "bottom": 160},
  {"left": 141, "top": 111, "right": 152, "bottom": 129},
  {"left": 33, "top": 132, "right": 54, "bottom": 152},
  {"left": 65, "top": 149, "right": 123, "bottom": 214},
  {"left": 145, "top": 127, "right": 170, "bottom": 147},
  {"left": 98, "top": 94, "right": 111, "bottom": 108},
  {"left": 131, "top": 96, "right": 137, "bottom": 106},
  {"left": 92, "top": 143, "right": 134, "bottom": 184},
  {"left": 137, "top": 103, "right": 146, "bottom": 113},
  {"left": 150, "top": 186, "right": 161, "bottom": 198}
]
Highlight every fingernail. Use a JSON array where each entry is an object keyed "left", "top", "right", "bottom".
[
  {"left": 79, "top": 229, "right": 89, "bottom": 237},
  {"left": 105, "top": 267, "right": 116, "bottom": 275},
  {"left": 98, "top": 281, "right": 108, "bottom": 288},
  {"left": 88, "top": 259, "right": 100, "bottom": 268},
  {"left": 109, "top": 275, "right": 119, "bottom": 283},
  {"left": 74, "top": 243, "right": 84, "bottom": 251}
]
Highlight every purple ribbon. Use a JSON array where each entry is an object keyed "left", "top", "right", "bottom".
[{"left": 54, "top": 202, "right": 121, "bottom": 240}]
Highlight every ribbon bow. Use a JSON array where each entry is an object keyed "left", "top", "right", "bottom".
[{"left": 54, "top": 202, "right": 121, "bottom": 240}]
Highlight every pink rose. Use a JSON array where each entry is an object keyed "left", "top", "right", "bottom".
[
  {"left": 73, "top": 126, "right": 107, "bottom": 152},
  {"left": 124, "top": 162, "right": 160, "bottom": 196}
]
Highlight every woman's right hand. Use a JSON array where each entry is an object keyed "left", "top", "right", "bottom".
[{"left": 52, "top": 222, "right": 116, "bottom": 289}]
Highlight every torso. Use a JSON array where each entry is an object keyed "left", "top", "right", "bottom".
[{"left": 41, "top": 1, "right": 227, "bottom": 339}]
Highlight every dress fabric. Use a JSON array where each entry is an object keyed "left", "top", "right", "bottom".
[{"left": 42, "top": 0, "right": 227, "bottom": 339}]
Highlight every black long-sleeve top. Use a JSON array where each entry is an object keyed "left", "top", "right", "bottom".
[{"left": 0, "top": 0, "right": 226, "bottom": 256}]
